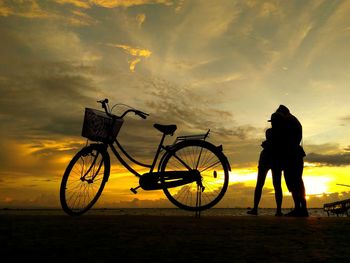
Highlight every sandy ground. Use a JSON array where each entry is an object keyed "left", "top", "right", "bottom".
[{"left": 1, "top": 214, "right": 350, "bottom": 262}]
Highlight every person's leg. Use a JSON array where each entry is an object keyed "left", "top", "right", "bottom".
[
  {"left": 284, "top": 158, "right": 308, "bottom": 217},
  {"left": 300, "top": 180, "right": 307, "bottom": 209},
  {"left": 272, "top": 168, "right": 283, "bottom": 216},
  {"left": 253, "top": 166, "right": 269, "bottom": 209},
  {"left": 291, "top": 191, "right": 300, "bottom": 209},
  {"left": 283, "top": 162, "right": 300, "bottom": 216},
  {"left": 247, "top": 166, "right": 269, "bottom": 215},
  {"left": 296, "top": 159, "right": 308, "bottom": 215}
]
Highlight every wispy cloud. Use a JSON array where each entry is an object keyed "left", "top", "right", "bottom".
[
  {"left": 0, "top": 0, "right": 98, "bottom": 25},
  {"left": 136, "top": 13, "right": 146, "bottom": 28},
  {"left": 92, "top": 0, "right": 173, "bottom": 8},
  {"left": 108, "top": 44, "right": 152, "bottom": 72},
  {"left": 54, "top": 0, "right": 91, "bottom": 9},
  {"left": 55, "top": 0, "right": 173, "bottom": 9},
  {"left": 0, "top": 0, "right": 49, "bottom": 18}
]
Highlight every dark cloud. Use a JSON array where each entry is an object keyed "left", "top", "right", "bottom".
[
  {"left": 305, "top": 152, "right": 350, "bottom": 166},
  {"left": 0, "top": 61, "right": 104, "bottom": 140},
  {"left": 341, "top": 115, "right": 350, "bottom": 121},
  {"left": 303, "top": 143, "right": 350, "bottom": 166}
]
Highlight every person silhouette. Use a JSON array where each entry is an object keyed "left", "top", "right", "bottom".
[
  {"left": 247, "top": 113, "right": 284, "bottom": 216},
  {"left": 274, "top": 105, "right": 308, "bottom": 217}
]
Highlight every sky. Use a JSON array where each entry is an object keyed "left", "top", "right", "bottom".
[{"left": 1, "top": 0, "right": 350, "bottom": 209}]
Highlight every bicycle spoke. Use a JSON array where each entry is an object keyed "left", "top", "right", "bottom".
[
  {"left": 199, "top": 160, "right": 222, "bottom": 173},
  {"left": 161, "top": 140, "right": 229, "bottom": 211}
]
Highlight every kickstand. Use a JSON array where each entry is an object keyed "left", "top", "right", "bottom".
[{"left": 195, "top": 185, "right": 202, "bottom": 218}]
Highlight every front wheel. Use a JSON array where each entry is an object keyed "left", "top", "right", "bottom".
[
  {"left": 160, "top": 140, "right": 229, "bottom": 211},
  {"left": 60, "top": 144, "right": 110, "bottom": 216}
]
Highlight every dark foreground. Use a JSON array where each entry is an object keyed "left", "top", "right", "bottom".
[{"left": 1, "top": 214, "right": 350, "bottom": 262}]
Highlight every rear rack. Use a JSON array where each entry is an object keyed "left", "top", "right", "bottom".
[{"left": 173, "top": 129, "right": 210, "bottom": 144}]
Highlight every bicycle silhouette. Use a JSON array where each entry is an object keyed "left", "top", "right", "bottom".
[{"left": 60, "top": 99, "right": 231, "bottom": 216}]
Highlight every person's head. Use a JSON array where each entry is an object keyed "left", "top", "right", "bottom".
[
  {"left": 268, "top": 112, "right": 284, "bottom": 128},
  {"left": 276, "top": 105, "right": 290, "bottom": 115}
]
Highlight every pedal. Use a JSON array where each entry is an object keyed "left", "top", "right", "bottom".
[{"left": 130, "top": 186, "right": 140, "bottom": 194}]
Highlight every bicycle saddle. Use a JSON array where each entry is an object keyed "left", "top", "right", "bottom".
[{"left": 153, "top": 124, "right": 177, "bottom": 135}]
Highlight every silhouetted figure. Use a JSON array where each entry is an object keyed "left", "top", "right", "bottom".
[
  {"left": 247, "top": 125, "right": 283, "bottom": 216},
  {"left": 274, "top": 105, "right": 308, "bottom": 217}
]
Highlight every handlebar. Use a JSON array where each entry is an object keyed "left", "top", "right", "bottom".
[{"left": 97, "top": 98, "right": 149, "bottom": 120}]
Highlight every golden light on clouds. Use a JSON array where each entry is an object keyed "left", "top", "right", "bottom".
[
  {"left": 91, "top": 0, "right": 173, "bottom": 8},
  {"left": 114, "top": 44, "right": 152, "bottom": 57},
  {"left": 55, "top": 0, "right": 173, "bottom": 9},
  {"left": 109, "top": 44, "right": 152, "bottom": 72},
  {"left": 0, "top": 0, "right": 49, "bottom": 18},
  {"left": 136, "top": 13, "right": 146, "bottom": 28},
  {"left": 55, "top": 0, "right": 91, "bottom": 9},
  {"left": 129, "top": 57, "right": 141, "bottom": 72}
]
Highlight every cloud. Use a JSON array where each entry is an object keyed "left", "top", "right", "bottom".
[
  {"left": 305, "top": 152, "right": 350, "bottom": 167},
  {"left": 67, "top": 9, "right": 99, "bottom": 26},
  {"left": 340, "top": 115, "right": 350, "bottom": 123},
  {"left": 0, "top": 61, "right": 102, "bottom": 140},
  {"left": 259, "top": 2, "right": 280, "bottom": 18},
  {"left": 1, "top": 0, "right": 350, "bottom": 210},
  {"left": 303, "top": 143, "right": 350, "bottom": 166},
  {"left": 0, "top": 0, "right": 97, "bottom": 25},
  {"left": 91, "top": 0, "right": 173, "bottom": 8},
  {"left": 108, "top": 44, "right": 152, "bottom": 72},
  {"left": 0, "top": 0, "right": 49, "bottom": 18},
  {"left": 132, "top": 77, "right": 262, "bottom": 167},
  {"left": 111, "top": 44, "right": 152, "bottom": 57},
  {"left": 55, "top": 0, "right": 174, "bottom": 9},
  {"left": 136, "top": 13, "right": 146, "bottom": 28},
  {"left": 0, "top": 20, "right": 106, "bottom": 142},
  {"left": 54, "top": 0, "right": 91, "bottom": 9}
]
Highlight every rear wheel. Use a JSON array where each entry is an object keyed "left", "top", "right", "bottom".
[
  {"left": 60, "top": 144, "right": 110, "bottom": 216},
  {"left": 160, "top": 140, "right": 229, "bottom": 211}
]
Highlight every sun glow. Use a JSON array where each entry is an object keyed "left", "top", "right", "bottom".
[
  {"left": 303, "top": 176, "right": 332, "bottom": 196},
  {"left": 228, "top": 166, "right": 347, "bottom": 196}
]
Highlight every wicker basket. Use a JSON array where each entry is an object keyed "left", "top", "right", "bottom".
[{"left": 81, "top": 108, "right": 123, "bottom": 143}]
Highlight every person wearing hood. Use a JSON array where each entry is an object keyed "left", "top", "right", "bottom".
[{"left": 275, "top": 105, "right": 308, "bottom": 217}]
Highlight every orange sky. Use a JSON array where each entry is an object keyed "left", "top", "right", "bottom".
[{"left": 1, "top": 0, "right": 350, "bottom": 209}]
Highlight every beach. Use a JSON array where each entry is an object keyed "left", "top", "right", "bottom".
[{"left": 1, "top": 211, "right": 350, "bottom": 262}]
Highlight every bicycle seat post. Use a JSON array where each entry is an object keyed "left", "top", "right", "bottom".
[{"left": 149, "top": 133, "right": 167, "bottom": 173}]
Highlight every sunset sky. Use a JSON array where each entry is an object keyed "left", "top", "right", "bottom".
[{"left": 1, "top": 0, "right": 350, "bottom": 209}]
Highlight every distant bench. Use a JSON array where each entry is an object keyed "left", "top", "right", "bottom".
[{"left": 323, "top": 199, "right": 350, "bottom": 216}]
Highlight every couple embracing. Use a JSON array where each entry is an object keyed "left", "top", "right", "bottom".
[{"left": 248, "top": 105, "right": 308, "bottom": 217}]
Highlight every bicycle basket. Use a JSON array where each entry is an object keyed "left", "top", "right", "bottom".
[{"left": 81, "top": 108, "right": 124, "bottom": 143}]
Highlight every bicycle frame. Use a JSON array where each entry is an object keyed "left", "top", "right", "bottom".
[
  {"left": 106, "top": 129, "right": 211, "bottom": 179},
  {"left": 107, "top": 132, "right": 168, "bottom": 178}
]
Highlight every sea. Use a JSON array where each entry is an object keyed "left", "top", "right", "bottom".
[{"left": 0, "top": 208, "right": 337, "bottom": 217}]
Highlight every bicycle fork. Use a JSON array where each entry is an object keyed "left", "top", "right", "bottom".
[{"left": 80, "top": 152, "right": 103, "bottom": 183}]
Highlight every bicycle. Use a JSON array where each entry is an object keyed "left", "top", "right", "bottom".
[{"left": 60, "top": 98, "right": 231, "bottom": 216}]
